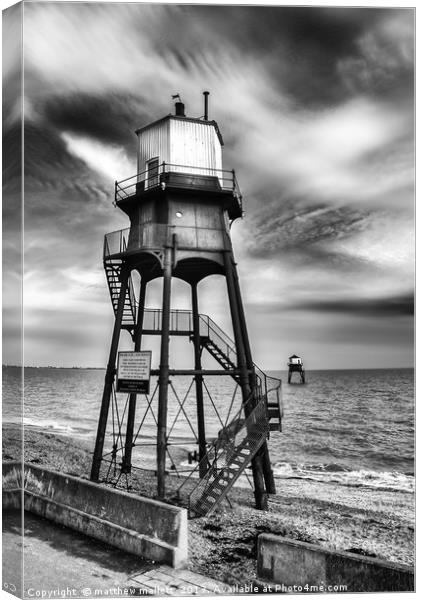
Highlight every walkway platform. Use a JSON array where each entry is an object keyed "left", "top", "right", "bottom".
[
  {"left": 127, "top": 565, "right": 232, "bottom": 595},
  {"left": 3, "top": 510, "right": 151, "bottom": 598}
]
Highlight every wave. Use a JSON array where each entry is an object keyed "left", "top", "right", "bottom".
[
  {"left": 273, "top": 461, "right": 414, "bottom": 493},
  {"left": 3, "top": 417, "right": 94, "bottom": 438}
]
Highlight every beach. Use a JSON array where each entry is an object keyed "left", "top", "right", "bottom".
[{"left": 3, "top": 424, "right": 414, "bottom": 586}]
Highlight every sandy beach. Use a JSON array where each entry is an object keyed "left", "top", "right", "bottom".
[{"left": 3, "top": 425, "right": 414, "bottom": 585}]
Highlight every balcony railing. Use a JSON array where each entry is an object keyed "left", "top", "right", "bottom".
[
  {"left": 103, "top": 224, "right": 172, "bottom": 258},
  {"left": 103, "top": 221, "right": 231, "bottom": 259},
  {"left": 115, "top": 162, "right": 242, "bottom": 208},
  {"left": 103, "top": 227, "right": 130, "bottom": 258}
]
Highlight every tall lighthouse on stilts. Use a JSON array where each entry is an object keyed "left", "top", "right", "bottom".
[{"left": 90, "top": 93, "right": 283, "bottom": 516}]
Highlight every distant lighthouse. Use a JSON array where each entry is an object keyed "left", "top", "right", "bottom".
[{"left": 288, "top": 354, "right": 305, "bottom": 384}]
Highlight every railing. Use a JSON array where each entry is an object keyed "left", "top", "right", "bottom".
[
  {"left": 140, "top": 307, "right": 282, "bottom": 416},
  {"left": 265, "top": 374, "right": 283, "bottom": 420},
  {"left": 103, "top": 224, "right": 170, "bottom": 258},
  {"left": 140, "top": 308, "right": 237, "bottom": 364},
  {"left": 197, "top": 313, "right": 282, "bottom": 412},
  {"left": 142, "top": 308, "right": 194, "bottom": 333},
  {"left": 103, "top": 222, "right": 230, "bottom": 259},
  {"left": 103, "top": 227, "right": 130, "bottom": 258},
  {"left": 198, "top": 313, "right": 238, "bottom": 366},
  {"left": 115, "top": 162, "right": 242, "bottom": 207},
  {"left": 127, "top": 273, "right": 137, "bottom": 322},
  {"left": 181, "top": 394, "right": 270, "bottom": 517}
]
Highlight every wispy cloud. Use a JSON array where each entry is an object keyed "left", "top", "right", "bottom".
[
  {"left": 2, "top": 4, "right": 413, "bottom": 368},
  {"left": 337, "top": 10, "right": 414, "bottom": 96},
  {"left": 61, "top": 132, "right": 134, "bottom": 182},
  {"left": 292, "top": 293, "right": 414, "bottom": 317}
]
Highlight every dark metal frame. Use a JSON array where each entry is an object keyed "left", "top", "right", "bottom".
[{"left": 114, "top": 162, "right": 242, "bottom": 209}]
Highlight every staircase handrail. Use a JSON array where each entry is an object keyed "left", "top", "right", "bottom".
[
  {"left": 103, "top": 228, "right": 130, "bottom": 259},
  {"left": 140, "top": 307, "right": 282, "bottom": 403},
  {"left": 187, "top": 394, "right": 270, "bottom": 516},
  {"left": 177, "top": 391, "right": 256, "bottom": 495},
  {"left": 266, "top": 378, "right": 283, "bottom": 419},
  {"left": 198, "top": 314, "right": 282, "bottom": 406},
  {"left": 198, "top": 313, "right": 237, "bottom": 367},
  {"left": 127, "top": 274, "right": 137, "bottom": 323}
]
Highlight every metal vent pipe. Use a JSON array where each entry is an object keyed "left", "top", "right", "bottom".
[
  {"left": 203, "top": 91, "right": 209, "bottom": 120},
  {"left": 175, "top": 101, "right": 185, "bottom": 117}
]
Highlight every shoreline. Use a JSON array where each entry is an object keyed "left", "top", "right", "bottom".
[
  {"left": 2, "top": 425, "right": 415, "bottom": 584},
  {"left": 3, "top": 365, "right": 414, "bottom": 371}
]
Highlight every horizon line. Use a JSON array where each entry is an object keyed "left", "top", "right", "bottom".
[{"left": 2, "top": 364, "right": 415, "bottom": 371}]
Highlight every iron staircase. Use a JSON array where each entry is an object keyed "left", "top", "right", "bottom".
[
  {"left": 200, "top": 336, "right": 238, "bottom": 376},
  {"left": 267, "top": 402, "right": 283, "bottom": 432},
  {"left": 186, "top": 396, "right": 270, "bottom": 517},
  {"left": 198, "top": 318, "right": 282, "bottom": 433},
  {"left": 199, "top": 335, "right": 281, "bottom": 431},
  {"left": 104, "top": 260, "right": 137, "bottom": 330}
]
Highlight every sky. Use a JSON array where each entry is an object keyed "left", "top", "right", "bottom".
[{"left": 2, "top": 2, "right": 414, "bottom": 369}]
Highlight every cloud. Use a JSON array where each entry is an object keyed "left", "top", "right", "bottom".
[
  {"left": 337, "top": 10, "right": 414, "bottom": 96},
  {"left": 244, "top": 202, "right": 371, "bottom": 257},
  {"left": 293, "top": 293, "right": 414, "bottom": 317},
  {"left": 242, "top": 198, "right": 413, "bottom": 277},
  {"left": 44, "top": 92, "right": 144, "bottom": 152},
  {"left": 3, "top": 4, "right": 22, "bottom": 132},
  {"left": 236, "top": 306, "right": 413, "bottom": 369},
  {"left": 229, "top": 94, "right": 412, "bottom": 211},
  {"left": 61, "top": 132, "right": 134, "bottom": 182},
  {"left": 2, "top": 4, "right": 413, "bottom": 368},
  {"left": 22, "top": 4, "right": 414, "bottom": 217},
  {"left": 3, "top": 122, "right": 21, "bottom": 200}
]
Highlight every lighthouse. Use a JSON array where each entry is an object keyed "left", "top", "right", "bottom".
[
  {"left": 90, "top": 93, "right": 282, "bottom": 515},
  {"left": 287, "top": 354, "right": 305, "bottom": 384}
]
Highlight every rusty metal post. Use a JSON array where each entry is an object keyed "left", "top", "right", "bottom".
[
  {"left": 157, "top": 244, "right": 173, "bottom": 498},
  {"left": 223, "top": 251, "right": 267, "bottom": 511},
  {"left": 231, "top": 261, "right": 276, "bottom": 495},
  {"left": 91, "top": 268, "right": 130, "bottom": 482},
  {"left": 191, "top": 282, "right": 207, "bottom": 477},
  {"left": 122, "top": 276, "right": 148, "bottom": 474}
]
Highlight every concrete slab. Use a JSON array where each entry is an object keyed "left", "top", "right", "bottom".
[
  {"left": 127, "top": 566, "right": 231, "bottom": 596},
  {"left": 3, "top": 510, "right": 152, "bottom": 598}
]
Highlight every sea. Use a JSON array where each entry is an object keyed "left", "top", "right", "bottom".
[{"left": 2, "top": 366, "right": 415, "bottom": 495}]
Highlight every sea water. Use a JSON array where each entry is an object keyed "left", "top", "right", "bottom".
[{"left": 2, "top": 366, "right": 414, "bottom": 494}]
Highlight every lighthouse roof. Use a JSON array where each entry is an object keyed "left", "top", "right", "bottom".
[
  {"left": 135, "top": 114, "right": 224, "bottom": 146},
  {"left": 289, "top": 354, "right": 300, "bottom": 359}
]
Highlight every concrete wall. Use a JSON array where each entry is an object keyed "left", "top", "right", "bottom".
[
  {"left": 256, "top": 533, "right": 414, "bottom": 593},
  {"left": 2, "top": 462, "right": 187, "bottom": 567}
]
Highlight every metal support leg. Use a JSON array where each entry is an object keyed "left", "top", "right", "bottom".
[
  {"left": 157, "top": 246, "right": 172, "bottom": 498},
  {"left": 224, "top": 252, "right": 267, "bottom": 511},
  {"left": 231, "top": 261, "right": 276, "bottom": 495},
  {"left": 91, "top": 268, "right": 130, "bottom": 482},
  {"left": 122, "top": 277, "right": 148, "bottom": 474},
  {"left": 191, "top": 282, "right": 207, "bottom": 477}
]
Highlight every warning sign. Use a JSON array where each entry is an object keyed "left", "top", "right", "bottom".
[{"left": 117, "top": 351, "right": 152, "bottom": 394}]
